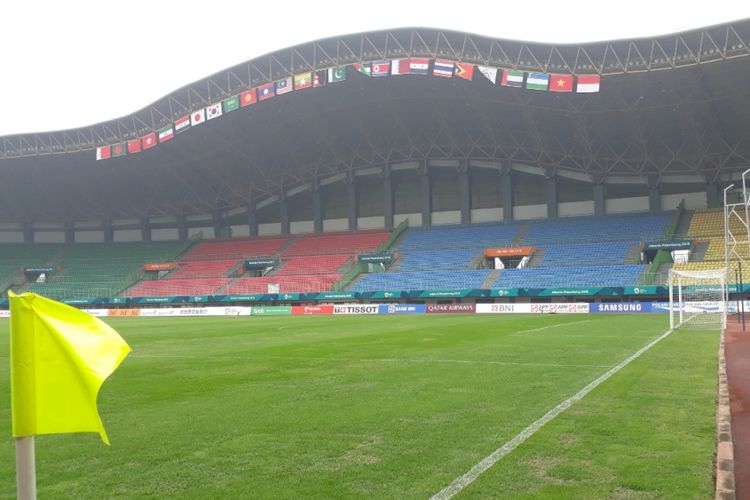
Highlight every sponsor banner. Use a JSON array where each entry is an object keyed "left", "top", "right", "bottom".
[
  {"left": 62, "top": 298, "right": 100, "bottom": 305},
  {"left": 291, "top": 305, "right": 334, "bottom": 315},
  {"left": 358, "top": 253, "right": 394, "bottom": 264},
  {"left": 643, "top": 239, "right": 692, "bottom": 251},
  {"left": 368, "top": 291, "right": 406, "bottom": 299},
  {"left": 589, "top": 302, "right": 653, "bottom": 313},
  {"left": 419, "top": 290, "right": 473, "bottom": 299},
  {"left": 425, "top": 303, "right": 476, "bottom": 314},
  {"left": 529, "top": 303, "right": 589, "bottom": 314},
  {"left": 107, "top": 308, "right": 142, "bottom": 317},
  {"left": 0, "top": 310, "right": 9, "bottom": 318},
  {"left": 139, "top": 307, "right": 250, "bottom": 317},
  {"left": 251, "top": 306, "right": 292, "bottom": 316},
  {"left": 144, "top": 263, "right": 177, "bottom": 271},
  {"left": 651, "top": 301, "right": 732, "bottom": 313},
  {"left": 333, "top": 304, "right": 380, "bottom": 315},
  {"left": 484, "top": 247, "right": 535, "bottom": 257},
  {"left": 377, "top": 304, "right": 426, "bottom": 314},
  {"left": 476, "top": 303, "right": 520, "bottom": 314}
]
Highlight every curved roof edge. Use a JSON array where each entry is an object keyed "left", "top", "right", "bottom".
[{"left": 2, "top": 19, "right": 750, "bottom": 157}]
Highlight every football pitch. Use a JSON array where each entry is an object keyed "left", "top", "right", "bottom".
[{"left": 0, "top": 314, "right": 718, "bottom": 498}]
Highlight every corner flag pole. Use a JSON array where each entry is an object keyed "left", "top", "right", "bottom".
[{"left": 16, "top": 436, "right": 36, "bottom": 500}]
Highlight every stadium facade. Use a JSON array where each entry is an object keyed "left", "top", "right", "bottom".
[{"left": 1, "top": 22, "right": 750, "bottom": 244}]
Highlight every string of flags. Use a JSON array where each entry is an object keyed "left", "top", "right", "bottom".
[{"left": 95, "top": 58, "right": 601, "bottom": 160}]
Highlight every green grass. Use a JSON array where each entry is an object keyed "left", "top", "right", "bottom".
[{"left": 0, "top": 314, "right": 718, "bottom": 499}]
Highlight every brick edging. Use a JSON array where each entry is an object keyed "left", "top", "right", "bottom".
[{"left": 716, "top": 329, "right": 736, "bottom": 499}]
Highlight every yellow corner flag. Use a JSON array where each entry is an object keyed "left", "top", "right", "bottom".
[{"left": 9, "top": 292, "right": 130, "bottom": 445}]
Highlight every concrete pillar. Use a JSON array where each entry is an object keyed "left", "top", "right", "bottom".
[
  {"left": 312, "top": 187, "right": 323, "bottom": 233},
  {"left": 383, "top": 165, "right": 394, "bottom": 230},
  {"left": 212, "top": 211, "right": 224, "bottom": 239},
  {"left": 140, "top": 217, "right": 151, "bottom": 241},
  {"left": 546, "top": 170, "right": 558, "bottom": 219},
  {"left": 459, "top": 161, "right": 470, "bottom": 225},
  {"left": 593, "top": 182, "right": 606, "bottom": 216},
  {"left": 103, "top": 221, "right": 114, "bottom": 243},
  {"left": 705, "top": 175, "right": 720, "bottom": 209},
  {"left": 177, "top": 214, "right": 188, "bottom": 240},
  {"left": 420, "top": 163, "right": 431, "bottom": 228},
  {"left": 23, "top": 222, "right": 33, "bottom": 244},
  {"left": 647, "top": 173, "right": 661, "bottom": 213},
  {"left": 347, "top": 178, "right": 358, "bottom": 231},
  {"left": 501, "top": 165, "right": 513, "bottom": 223},
  {"left": 247, "top": 202, "right": 258, "bottom": 237},
  {"left": 279, "top": 196, "right": 290, "bottom": 235},
  {"left": 65, "top": 221, "right": 75, "bottom": 244}
]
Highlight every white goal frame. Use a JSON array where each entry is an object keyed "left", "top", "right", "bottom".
[{"left": 668, "top": 268, "right": 728, "bottom": 331}]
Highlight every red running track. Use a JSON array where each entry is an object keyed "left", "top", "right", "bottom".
[{"left": 725, "top": 320, "right": 750, "bottom": 499}]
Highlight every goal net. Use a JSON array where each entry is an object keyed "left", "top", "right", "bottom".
[{"left": 668, "top": 268, "right": 728, "bottom": 331}]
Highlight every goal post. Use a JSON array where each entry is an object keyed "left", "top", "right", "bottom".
[{"left": 668, "top": 268, "right": 728, "bottom": 331}]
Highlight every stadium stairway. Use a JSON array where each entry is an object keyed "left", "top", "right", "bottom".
[
  {"left": 528, "top": 248, "right": 545, "bottom": 267},
  {"left": 674, "top": 210, "right": 694, "bottom": 238},
  {"left": 482, "top": 269, "right": 502, "bottom": 288},
  {"left": 624, "top": 243, "right": 643, "bottom": 264},
  {"left": 512, "top": 222, "right": 531, "bottom": 245},
  {"left": 690, "top": 241, "right": 709, "bottom": 261}
]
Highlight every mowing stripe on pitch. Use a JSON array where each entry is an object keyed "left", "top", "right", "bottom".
[{"left": 430, "top": 327, "right": 676, "bottom": 500}]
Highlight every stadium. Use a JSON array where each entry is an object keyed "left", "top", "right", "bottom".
[{"left": 1, "top": 19, "right": 750, "bottom": 498}]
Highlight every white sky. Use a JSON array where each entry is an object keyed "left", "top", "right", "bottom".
[{"left": 2, "top": 0, "right": 749, "bottom": 137}]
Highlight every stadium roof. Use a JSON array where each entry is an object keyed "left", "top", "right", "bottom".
[{"left": 2, "top": 21, "right": 750, "bottom": 222}]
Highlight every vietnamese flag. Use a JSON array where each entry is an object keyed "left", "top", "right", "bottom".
[{"left": 549, "top": 74, "right": 573, "bottom": 92}]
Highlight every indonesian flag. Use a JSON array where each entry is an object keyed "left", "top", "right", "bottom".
[
  {"left": 391, "top": 59, "right": 410, "bottom": 76},
  {"left": 141, "top": 132, "right": 157, "bottom": 150},
  {"left": 549, "top": 74, "right": 573, "bottom": 92},
  {"left": 190, "top": 108, "right": 206, "bottom": 126},
  {"left": 576, "top": 75, "right": 601, "bottom": 93},
  {"left": 95, "top": 145, "right": 111, "bottom": 161}
]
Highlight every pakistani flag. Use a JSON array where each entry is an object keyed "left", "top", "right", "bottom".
[
  {"left": 223, "top": 95, "right": 240, "bottom": 113},
  {"left": 328, "top": 67, "right": 346, "bottom": 83}
]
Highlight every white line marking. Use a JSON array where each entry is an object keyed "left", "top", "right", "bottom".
[
  {"left": 429, "top": 327, "right": 675, "bottom": 500},
  {"left": 128, "top": 354, "right": 612, "bottom": 369},
  {"left": 511, "top": 319, "right": 594, "bottom": 336}
]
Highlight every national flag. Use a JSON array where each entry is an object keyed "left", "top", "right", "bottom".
[
  {"left": 158, "top": 125, "right": 174, "bottom": 142},
  {"left": 576, "top": 74, "right": 601, "bottom": 93},
  {"left": 294, "top": 72, "right": 313, "bottom": 89},
  {"left": 111, "top": 143, "right": 126, "bottom": 157},
  {"left": 409, "top": 58, "right": 429, "bottom": 75},
  {"left": 275, "top": 76, "right": 293, "bottom": 95},
  {"left": 190, "top": 108, "right": 206, "bottom": 126},
  {"left": 391, "top": 59, "right": 410, "bottom": 76},
  {"left": 223, "top": 95, "right": 240, "bottom": 113},
  {"left": 327, "top": 66, "right": 346, "bottom": 83},
  {"left": 353, "top": 63, "right": 371, "bottom": 76},
  {"left": 241, "top": 88, "right": 257, "bottom": 107},
  {"left": 313, "top": 70, "right": 327, "bottom": 87},
  {"left": 141, "top": 132, "right": 157, "bottom": 150},
  {"left": 9, "top": 291, "right": 130, "bottom": 444},
  {"left": 258, "top": 82, "right": 276, "bottom": 100},
  {"left": 526, "top": 72, "right": 549, "bottom": 91},
  {"left": 549, "top": 74, "right": 573, "bottom": 92},
  {"left": 455, "top": 63, "right": 475, "bottom": 81},
  {"left": 433, "top": 59, "right": 454, "bottom": 78},
  {"left": 206, "top": 103, "right": 222, "bottom": 120},
  {"left": 127, "top": 138, "right": 142, "bottom": 154},
  {"left": 174, "top": 115, "right": 191, "bottom": 133},
  {"left": 95, "top": 145, "right": 111, "bottom": 161},
  {"left": 477, "top": 66, "right": 498, "bottom": 83},
  {"left": 501, "top": 69, "right": 524, "bottom": 87},
  {"left": 371, "top": 60, "right": 390, "bottom": 77}
]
